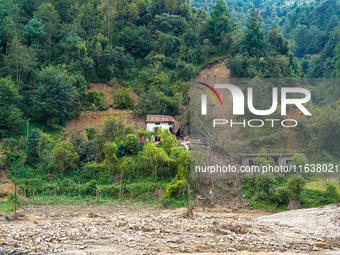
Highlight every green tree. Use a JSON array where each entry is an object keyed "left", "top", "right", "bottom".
[
  {"left": 23, "top": 17, "right": 46, "bottom": 48},
  {"left": 51, "top": 140, "right": 79, "bottom": 178},
  {"left": 37, "top": 131, "right": 54, "bottom": 171},
  {"left": 201, "top": 0, "right": 235, "bottom": 52},
  {"left": 241, "top": 8, "right": 266, "bottom": 56},
  {"left": 268, "top": 28, "right": 289, "bottom": 55},
  {"left": 86, "top": 91, "right": 105, "bottom": 110},
  {"left": 61, "top": 29, "right": 85, "bottom": 63},
  {"left": 98, "top": 0, "right": 117, "bottom": 40},
  {"left": 84, "top": 127, "right": 98, "bottom": 140},
  {"left": 0, "top": 77, "right": 24, "bottom": 136},
  {"left": 102, "top": 116, "right": 123, "bottom": 141},
  {"left": 308, "top": 100, "right": 340, "bottom": 158},
  {"left": 160, "top": 129, "right": 177, "bottom": 154},
  {"left": 34, "top": 2, "right": 60, "bottom": 62},
  {"left": 164, "top": 147, "right": 190, "bottom": 199},
  {"left": 119, "top": 156, "right": 135, "bottom": 183},
  {"left": 103, "top": 141, "right": 117, "bottom": 169},
  {"left": 3, "top": 37, "right": 35, "bottom": 86},
  {"left": 26, "top": 129, "right": 40, "bottom": 163},
  {"left": 125, "top": 134, "right": 138, "bottom": 155},
  {"left": 292, "top": 153, "right": 308, "bottom": 167},
  {"left": 143, "top": 142, "right": 170, "bottom": 180},
  {"left": 113, "top": 87, "right": 134, "bottom": 109},
  {"left": 0, "top": 16, "right": 17, "bottom": 50},
  {"left": 287, "top": 175, "right": 306, "bottom": 200},
  {"left": 33, "top": 66, "right": 77, "bottom": 128}
]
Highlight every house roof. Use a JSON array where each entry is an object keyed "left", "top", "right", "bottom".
[
  {"left": 145, "top": 115, "right": 175, "bottom": 123},
  {"left": 242, "top": 153, "right": 297, "bottom": 157},
  {"left": 145, "top": 115, "right": 180, "bottom": 134}
]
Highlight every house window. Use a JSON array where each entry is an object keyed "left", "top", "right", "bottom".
[
  {"left": 155, "top": 123, "right": 160, "bottom": 125},
  {"left": 155, "top": 136, "right": 161, "bottom": 142}
]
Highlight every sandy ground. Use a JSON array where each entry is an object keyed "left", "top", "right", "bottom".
[{"left": 0, "top": 203, "right": 339, "bottom": 254}]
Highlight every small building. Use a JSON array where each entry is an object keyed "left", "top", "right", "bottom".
[
  {"left": 241, "top": 153, "right": 296, "bottom": 166},
  {"left": 145, "top": 115, "right": 180, "bottom": 136}
]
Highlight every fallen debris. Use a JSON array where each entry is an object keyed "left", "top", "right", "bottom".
[{"left": 0, "top": 204, "right": 339, "bottom": 254}]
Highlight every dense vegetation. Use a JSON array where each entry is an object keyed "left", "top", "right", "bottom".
[
  {"left": 0, "top": 0, "right": 339, "bottom": 212},
  {"left": 191, "top": 0, "right": 340, "bottom": 78}
]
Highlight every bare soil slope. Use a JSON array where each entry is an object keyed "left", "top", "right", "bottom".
[
  {"left": 66, "top": 82, "right": 143, "bottom": 132},
  {"left": 0, "top": 170, "right": 14, "bottom": 201},
  {"left": 66, "top": 108, "right": 145, "bottom": 132}
]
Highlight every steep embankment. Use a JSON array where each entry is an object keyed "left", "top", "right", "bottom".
[
  {"left": 197, "top": 58, "right": 231, "bottom": 80},
  {"left": 192, "top": 58, "right": 244, "bottom": 158},
  {"left": 0, "top": 169, "right": 14, "bottom": 201},
  {"left": 66, "top": 82, "right": 145, "bottom": 132},
  {"left": 195, "top": 58, "right": 302, "bottom": 153}
]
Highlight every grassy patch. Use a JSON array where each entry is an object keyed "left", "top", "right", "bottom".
[
  {"left": 305, "top": 179, "right": 340, "bottom": 193},
  {"left": 0, "top": 200, "right": 16, "bottom": 213}
]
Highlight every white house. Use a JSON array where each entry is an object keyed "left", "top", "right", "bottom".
[{"left": 145, "top": 115, "right": 180, "bottom": 136}]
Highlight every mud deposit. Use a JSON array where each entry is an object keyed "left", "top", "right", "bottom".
[{"left": 0, "top": 204, "right": 339, "bottom": 254}]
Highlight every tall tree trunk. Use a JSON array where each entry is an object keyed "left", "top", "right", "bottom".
[
  {"left": 107, "top": 12, "right": 110, "bottom": 40},
  {"left": 16, "top": 59, "right": 19, "bottom": 86},
  {"left": 48, "top": 21, "right": 51, "bottom": 63}
]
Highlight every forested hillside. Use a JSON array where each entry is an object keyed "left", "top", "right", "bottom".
[
  {"left": 0, "top": 0, "right": 339, "bottom": 213},
  {"left": 190, "top": 0, "right": 340, "bottom": 77}
]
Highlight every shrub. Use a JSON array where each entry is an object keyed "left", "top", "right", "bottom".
[
  {"left": 115, "top": 141, "right": 126, "bottom": 158},
  {"left": 113, "top": 88, "right": 134, "bottom": 109},
  {"left": 163, "top": 179, "right": 186, "bottom": 199},
  {"left": 119, "top": 157, "right": 135, "bottom": 183},
  {"left": 84, "top": 127, "right": 98, "bottom": 140},
  {"left": 287, "top": 175, "right": 306, "bottom": 200},
  {"left": 292, "top": 153, "right": 308, "bottom": 167},
  {"left": 51, "top": 141, "right": 79, "bottom": 178},
  {"left": 326, "top": 183, "right": 339, "bottom": 201},
  {"left": 102, "top": 116, "right": 123, "bottom": 141},
  {"left": 83, "top": 180, "right": 98, "bottom": 195},
  {"left": 85, "top": 91, "right": 105, "bottom": 110},
  {"left": 123, "top": 125, "right": 135, "bottom": 136},
  {"left": 272, "top": 186, "right": 291, "bottom": 205},
  {"left": 125, "top": 134, "right": 138, "bottom": 155}
]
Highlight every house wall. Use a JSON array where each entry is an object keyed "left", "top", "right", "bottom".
[
  {"left": 242, "top": 157, "right": 253, "bottom": 166},
  {"left": 279, "top": 156, "right": 293, "bottom": 165},
  {"left": 146, "top": 122, "right": 173, "bottom": 133},
  {"left": 242, "top": 156, "right": 294, "bottom": 166}
]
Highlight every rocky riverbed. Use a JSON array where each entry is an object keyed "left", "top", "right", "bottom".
[{"left": 0, "top": 203, "right": 339, "bottom": 254}]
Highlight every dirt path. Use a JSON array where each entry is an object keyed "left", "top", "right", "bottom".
[{"left": 0, "top": 204, "right": 339, "bottom": 254}]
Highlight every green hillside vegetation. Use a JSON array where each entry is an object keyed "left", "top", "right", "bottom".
[{"left": 0, "top": 0, "right": 339, "bottom": 212}]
